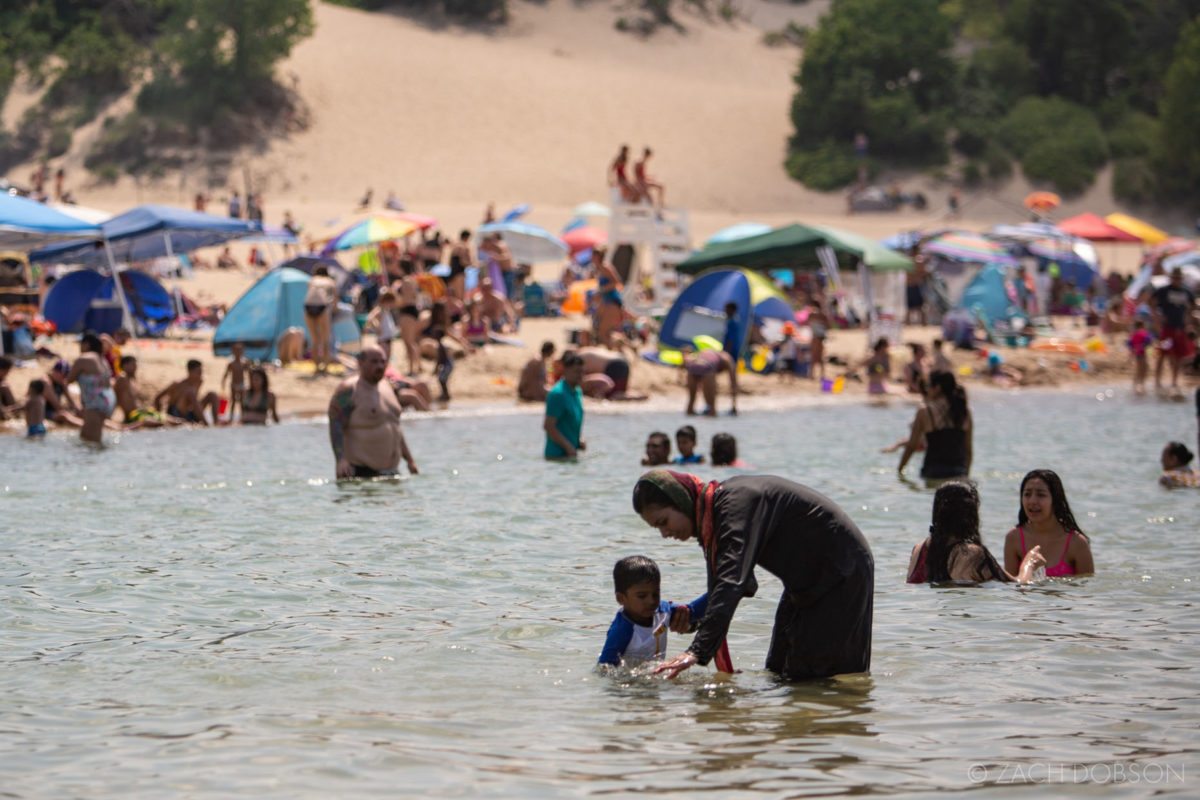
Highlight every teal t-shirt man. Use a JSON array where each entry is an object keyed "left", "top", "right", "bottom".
[{"left": 544, "top": 353, "right": 586, "bottom": 459}]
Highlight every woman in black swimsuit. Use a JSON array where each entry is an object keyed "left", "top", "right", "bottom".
[{"left": 897, "top": 370, "right": 972, "bottom": 479}]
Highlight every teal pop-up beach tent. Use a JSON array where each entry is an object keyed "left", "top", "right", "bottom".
[{"left": 213, "top": 267, "right": 312, "bottom": 360}]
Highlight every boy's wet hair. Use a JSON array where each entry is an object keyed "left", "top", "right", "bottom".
[
  {"left": 29, "top": 378, "right": 45, "bottom": 394},
  {"left": 120, "top": 355, "right": 137, "bottom": 369},
  {"left": 187, "top": 359, "right": 202, "bottom": 371},
  {"left": 613, "top": 555, "right": 660, "bottom": 594},
  {"left": 675, "top": 424, "right": 697, "bottom": 441}
]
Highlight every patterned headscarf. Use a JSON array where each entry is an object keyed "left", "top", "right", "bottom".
[{"left": 635, "top": 469, "right": 722, "bottom": 552}]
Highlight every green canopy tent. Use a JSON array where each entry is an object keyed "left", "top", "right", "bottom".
[
  {"left": 676, "top": 223, "right": 912, "bottom": 274},
  {"left": 676, "top": 223, "right": 911, "bottom": 333}
]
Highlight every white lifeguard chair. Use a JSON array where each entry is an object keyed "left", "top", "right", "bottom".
[{"left": 608, "top": 189, "right": 691, "bottom": 314}]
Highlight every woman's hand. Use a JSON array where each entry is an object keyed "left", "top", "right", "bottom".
[
  {"left": 652, "top": 651, "right": 697, "bottom": 679},
  {"left": 1017, "top": 545, "right": 1045, "bottom": 583}
]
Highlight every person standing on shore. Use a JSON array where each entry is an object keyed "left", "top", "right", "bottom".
[
  {"left": 328, "top": 346, "right": 418, "bottom": 479},
  {"left": 544, "top": 351, "right": 586, "bottom": 460}
]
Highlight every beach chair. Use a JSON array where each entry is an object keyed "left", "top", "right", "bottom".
[{"left": 523, "top": 282, "right": 549, "bottom": 317}]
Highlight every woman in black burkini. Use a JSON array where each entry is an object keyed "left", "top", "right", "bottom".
[{"left": 632, "top": 469, "right": 874, "bottom": 681}]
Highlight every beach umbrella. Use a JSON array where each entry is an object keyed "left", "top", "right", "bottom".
[
  {"left": 275, "top": 255, "right": 355, "bottom": 296},
  {"left": 572, "top": 201, "right": 611, "bottom": 218},
  {"left": 1026, "top": 238, "right": 1098, "bottom": 268},
  {"left": 477, "top": 220, "right": 567, "bottom": 263},
  {"left": 388, "top": 211, "right": 437, "bottom": 230},
  {"left": 880, "top": 230, "right": 923, "bottom": 251},
  {"left": 987, "top": 222, "right": 1071, "bottom": 243},
  {"left": 922, "top": 231, "right": 1018, "bottom": 266},
  {"left": 705, "top": 222, "right": 772, "bottom": 246},
  {"left": 1104, "top": 213, "right": 1169, "bottom": 245},
  {"left": 1163, "top": 249, "right": 1200, "bottom": 271},
  {"left": 1023, "top": 191, "right": 1061, "bottom": 213},
  {"left": 502, "top": 203, "right": 531, "bottom": 222},
  {"left": 1146, "top": 237, "right": 1196, "bottom": 262},
  {"left": 561, "top": 225, "right": 607, "bottom": 255},
  {"left": 319, "top": 215, "right": 419, "bottom": 255},
  {"left": 0, "top": 192, "right": 103, "bottom": 250},
  {"left": 1057, "top": 213, "right": 1140, "bottom": 242},
  {"left": 561, "top": 217, "right": 587, "bottom": 233}
]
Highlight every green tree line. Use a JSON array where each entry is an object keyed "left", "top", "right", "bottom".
[{"left": 786, "top": 0, "right": 1200, "bottom": 207}]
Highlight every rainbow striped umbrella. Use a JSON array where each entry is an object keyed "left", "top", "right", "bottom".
[
  {"left": 922, "top": 231, "right": 1017, "bottom": 266},
  {"left": 320, "top": 215, "right": 419, "bottom": 255}
]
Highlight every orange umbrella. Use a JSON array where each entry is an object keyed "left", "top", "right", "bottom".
[{"left": 1023, "top": 191, "right": 1061, "bottom": 213}]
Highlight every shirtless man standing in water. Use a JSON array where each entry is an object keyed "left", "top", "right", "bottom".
[{"left": 328, "top": 345, "right": 419, "bottom": 479}]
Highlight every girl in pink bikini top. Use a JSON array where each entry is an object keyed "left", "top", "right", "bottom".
[{"left": 1004, "top": 469, "right": 1095, "bottom": 578}]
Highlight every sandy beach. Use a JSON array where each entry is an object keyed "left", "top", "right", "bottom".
[{"left": 1, "top": 0, "right": 1184, "bottom": 427}]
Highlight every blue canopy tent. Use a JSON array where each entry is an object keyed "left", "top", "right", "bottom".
[
  {"left": 213, "top": 267, "right": 360, "bottom": 361},
  {"left": 30, "top": 204, "right": 260, "bottom": 333},
  {"left": 657, "top": 268, "right": 793, "bottom": 357},
  {"left": 29, "top": 204, "right": 261, "bottom": 267},
  {"left": 42, "top": 269, "right": 173, "bottom": 335},
  {"left": 0, "top": 192, "right": 102, "bottom": 250}
]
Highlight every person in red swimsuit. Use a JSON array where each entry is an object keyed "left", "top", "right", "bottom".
[
  {"left": 1003, "top": 469, "right": 1095, "bottom": 577},
  {"left": 608, "top": 145, "right": 638, "bottom": 203}
]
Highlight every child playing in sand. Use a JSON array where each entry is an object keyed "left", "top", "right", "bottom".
[
  {"left": 25, "top": 378, "right": 46, "bottom": 438},
  {"left": 1128, "top": 319, "right": 1152, "bottom": 395},
  {"left": 597, "top": 556, "right": 707, "bottom": 667},
  {"left": 366, "top": 291, "right": 398, "bottom": 363},
  {"left": 221, "top": 343, "right": 249, "bottom": 422},
  {"left": 673, "top": 424, "right": 705, "bottom": 465}
]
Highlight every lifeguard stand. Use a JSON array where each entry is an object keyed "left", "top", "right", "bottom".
[{"left": 608, "top": 189, "right": 691, "bottom": 313}]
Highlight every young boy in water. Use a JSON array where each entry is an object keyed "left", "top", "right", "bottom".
[
  {"left": 25, "top": 378, "right": 47, "bottom": 437},
  {"left": 673, "top": 424, "right": 705, "bottom": 464},
  {"left": 597, "top": 556, "right": 707, "bottom": 667}
]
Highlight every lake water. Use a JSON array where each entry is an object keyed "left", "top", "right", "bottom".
[{"left": 2, "top": 388, "right": 1197, "bottom": 797}]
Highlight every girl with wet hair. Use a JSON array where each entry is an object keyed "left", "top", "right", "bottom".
[
  {"left": 1004, "top": 469, "right": 1095, "bottom": 577},
  {"left": 907, "top": 481, "right": 1044, "bottom": 584},
  {"left": 1159, "top": 441, "right": 1200, "bottom": 488}
]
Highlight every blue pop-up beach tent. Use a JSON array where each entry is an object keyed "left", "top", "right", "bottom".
[
  {"left": 30, "top": 204, "right": 259, "bottom": 266},
  {"left": 42, "top": 269, "right": 173, "bottom": 335},
  {"left": 0, "top": 192, "right": 102, "bottom": 250},
  {"left": 213, "top": 267, "right": 360, "bottom": 361},
  {"left": 658, "top": 268, "right": 793, "bottom": 355}
]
